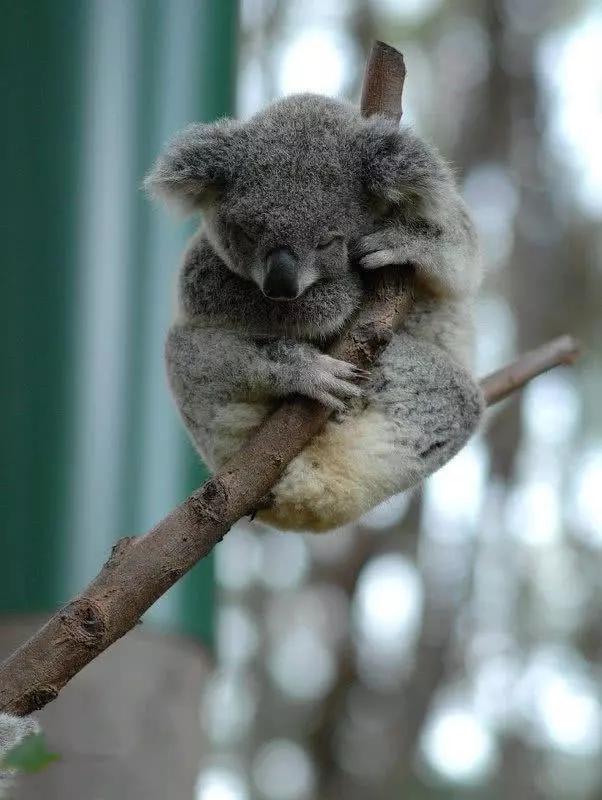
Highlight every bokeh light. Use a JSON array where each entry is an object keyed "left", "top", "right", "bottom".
[
  {"left": 423, "top": 439, "right": 488, "bottom": 537},
  {"left": 195, "top": 766, "right": 249, "bottom": 800},
  {"left": 278, "top": 28, "right": 354, "bottom": 96},
  {"left": 216, "top": 524, "right": 262, "bottom": 592},
  {"left": 202, "top": 670, "right": 258, "bottom": 745},
  {"left": 463, "top": 164, "right": 519, "bottom": 270},
  {"left": 523, "top": 372, "right": 581, "bottom": 447},
  {"left": 514, "top": 647, "right": 602, "bottom": 757},
  {"left": 571, "top": 446, "right": 602, "bottom": 547},
  {"left": 252, "top": 739, "right": 315, "bottom": 800},
  {"left": 421, "top": 706, "right": 498, "bottom": 784},
  {"left": 256, "top": 529, "right": 310, "bottom": 590},
  {"left": 217, "top": 605, "right": 260, "bottom": 668},
  {"left": 353, "top": 553, "right": 422, "bottom": 654},
  {"left": 539, "top": 11, "right": 602, "bottom": 216},
  {"left": 268, "top": 624, "right": 336, "bottom": 701}
]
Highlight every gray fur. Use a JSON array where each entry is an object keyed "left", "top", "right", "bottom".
[{"left": 146, "top": 93, "right": 484, "bottom": 531}]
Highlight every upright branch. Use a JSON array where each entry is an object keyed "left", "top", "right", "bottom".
[
  {"left": 0, "top": 43, "right": 580, "bottom": 717},
  {"left": 360, "top": 40, "right": 406, "bottom": 121}
]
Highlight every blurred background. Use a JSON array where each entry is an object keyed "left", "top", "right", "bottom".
[{"left": 1, "top": 0, "right": 602, "bottom": 798}]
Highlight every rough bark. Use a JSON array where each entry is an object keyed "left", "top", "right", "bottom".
[{"left": 0, "top": 42, "right": 580, "bottom": 717}]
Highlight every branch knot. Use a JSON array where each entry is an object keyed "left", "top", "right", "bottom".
[{"left": 58, "top": 598, "right": 108, "bottom": 649}]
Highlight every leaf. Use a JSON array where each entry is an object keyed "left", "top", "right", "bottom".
[{"left": 1, "top": 733, "right": 60, "bottom": 774}]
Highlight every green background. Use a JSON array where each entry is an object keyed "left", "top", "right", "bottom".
[{"left": 0, "top": 0, "right": 238, "bottom": 644}]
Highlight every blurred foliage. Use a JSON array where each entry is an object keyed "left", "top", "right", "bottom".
[{"left": 1, "top": 734, "right": 59, "bottom": 775}]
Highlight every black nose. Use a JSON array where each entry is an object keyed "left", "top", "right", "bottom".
[{"left": 263, "top": 248, "right": 299, "bottom": 300}]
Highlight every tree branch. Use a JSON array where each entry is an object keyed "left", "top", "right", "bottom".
[
  {"left": 480, "top": 334, "right": 580, "bottom": 403},
  {"left": 0, "top": 44, "right": 580, "bottom": 717}
]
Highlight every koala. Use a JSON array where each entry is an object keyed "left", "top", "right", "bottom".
[
  {"left": 146, "top": 94, "right": 483, "bottom": 532},
  {"left": 0, "top": 712, "right": 40, "bottom": 797}
]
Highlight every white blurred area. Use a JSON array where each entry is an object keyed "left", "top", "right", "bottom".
[
  {"left": 195, "top": 0, "right": 602, "bottom": 798},
  {"left": 538, "top": 10, "right": 602, "bottom": 216},
  {"left": 421, "top": 705, "right": 499, "bottom": 784}
]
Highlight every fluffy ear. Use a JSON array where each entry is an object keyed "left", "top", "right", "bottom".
[
  {"left": 144, "top": 118, "right": 241, "bottom": 213},
  {"left": 356, "top": 116, "right": 455, "bottom": 218}
]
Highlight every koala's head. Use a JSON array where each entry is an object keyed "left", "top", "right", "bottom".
[{"left": 146, "top": 94, "right": 449, "bottom": 301}]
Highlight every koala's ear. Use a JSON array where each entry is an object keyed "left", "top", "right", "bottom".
[
  {"left": 144, "top": 118, "right": 241, "bottom": 213},
  {"left": 356, "top": 117, "right": 453, "bottom": 216}
]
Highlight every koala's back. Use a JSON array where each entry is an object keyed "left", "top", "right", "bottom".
[{"left": 402, "top": 293, "right": 477, "bottom": 369}]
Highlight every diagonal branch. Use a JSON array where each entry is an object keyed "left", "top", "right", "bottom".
[
  {"left": 0, "top": 43, "right": 580, "bottom": 717},
  {"left": 480, "top": 334, "right": 580, "bottom": 402}
]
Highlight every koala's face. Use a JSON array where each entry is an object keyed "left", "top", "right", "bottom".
[
  {"left": 170, "top": 96, "right": 374, "bottom": 301},
  {"left": 147, "top": 94, "right": 447, "bottom": 301},
  {"left": 204, "top": 142, "right": 369, "bottom": 300},
  {"left": 206, "top": 181, "right": 362, "bottom": 301}
]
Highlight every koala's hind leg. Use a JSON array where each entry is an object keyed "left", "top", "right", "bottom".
[
  {"left": 372, "top": 331, "right": 484, "bottom": 477},
  {"left": 259, "top": 332, "right": 483, "bottom": 532}
]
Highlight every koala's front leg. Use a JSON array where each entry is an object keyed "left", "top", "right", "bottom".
[
  {"left": 166, "top": 324, "right": 369, "bottom": 412},
  {"left": 261, "top": 339, "right": 370, "bottom": 411},
  {"left": 355, "top": 208, "right": 479, "bottom": 297}
]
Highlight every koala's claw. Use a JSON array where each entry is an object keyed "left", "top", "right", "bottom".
[
  {"left": 356, "top": 231, "right": 405, "bottom": 271},
  {"left": 360, "top": 250, "right": 401, "bottom": 270},
  {"left": 352, "top": 367, "right": 371, "bottom": 380},
  {"left": 355, "top": 231, "right": 393, "bottom": 255},
  {"left": 305, "top": 354, "right": 367, "bottom": 411}
]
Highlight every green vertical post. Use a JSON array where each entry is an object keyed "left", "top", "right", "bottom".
[
  {"left": 0, "top": 0, "right": 239, "bottom": 648},
  {"left": 0, "top": 1, "right": 85, "bottom": 610},
  {"left": 178, "top": 0, "right": 239, "bottom": 643}
]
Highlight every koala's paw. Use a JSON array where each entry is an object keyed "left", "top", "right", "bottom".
[
  {"left": 292, "top": 352, "right": 370, "bottom": 412},
  {"left": 355, "top": 231, "right": 408, "bottom": 271}
]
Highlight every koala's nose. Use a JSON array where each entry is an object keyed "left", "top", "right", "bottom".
[{"left": 263, "top": 248, "right": 299, "bottom": 300}]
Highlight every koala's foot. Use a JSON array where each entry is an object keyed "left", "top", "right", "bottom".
[{"left": 285, "top": 349, "right": 370, "bottom": 412}]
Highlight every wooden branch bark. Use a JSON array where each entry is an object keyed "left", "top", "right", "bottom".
[
  {"left": 480, "top": 334, "right": 580, "bottom": 402},
  {"left": 0, "top": 43, "right": 580, "bottom": 717}
]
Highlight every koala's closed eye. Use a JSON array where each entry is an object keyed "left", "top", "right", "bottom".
[{"left": 317, "top": 233, "right": 343, "bottom": 250}]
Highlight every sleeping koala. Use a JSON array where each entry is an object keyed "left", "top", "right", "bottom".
[{"left": 146, "top": 94, "right": 483, "bottom": 532}]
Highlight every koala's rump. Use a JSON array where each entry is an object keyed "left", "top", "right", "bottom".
[{"left": 210, "top": 400, "right": 420, "bottom": 532}]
